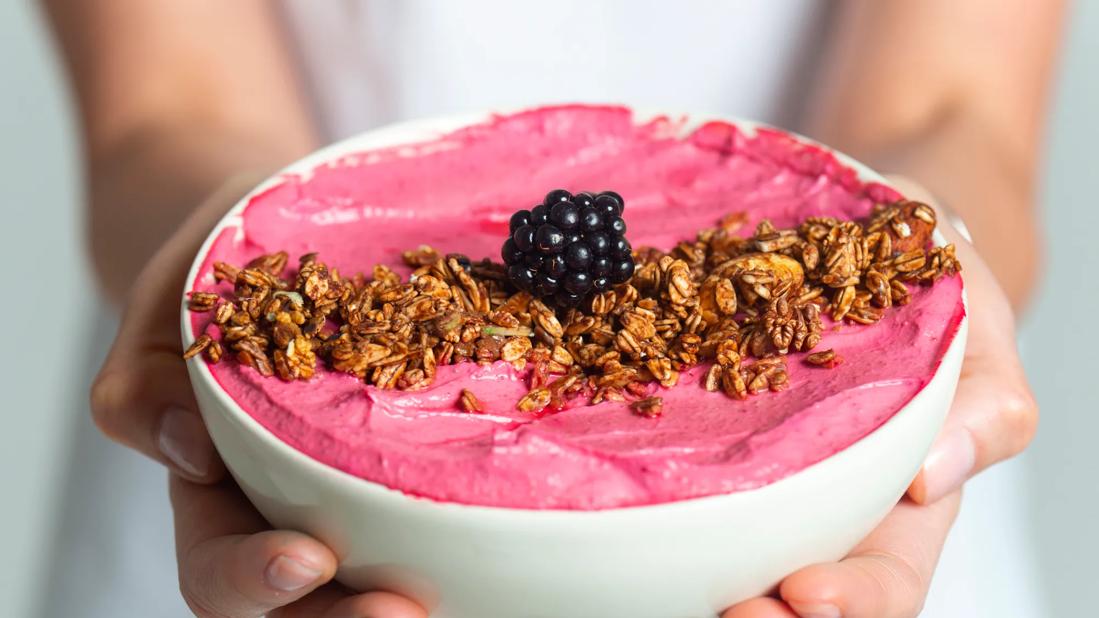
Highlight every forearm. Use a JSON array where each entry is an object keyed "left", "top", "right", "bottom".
[
  {"left": 89, "top": 123, "right": 314, "bottom": 303},
  {"left": 805, "top": 0, "right": 1064, "bottom": 312},
  {"left": 41, "top": 0, "right": 319, "bottom": 303},
  {"left": 813, "top": 108, "right": 1040, "bottom": 310}
]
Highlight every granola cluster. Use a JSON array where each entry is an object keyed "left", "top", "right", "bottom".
[{"left": 184, "top": 200, "right": 960, "bottom": 416}]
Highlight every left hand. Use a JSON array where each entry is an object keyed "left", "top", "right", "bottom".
[
  {"left": 724, "top": 179, "right": 1039, "bottom": 618},
  {"left": 89, "top": 177, "right": 428, "bottom": 618}
]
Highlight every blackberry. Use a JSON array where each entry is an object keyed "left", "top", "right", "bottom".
[
  {"left": 504, "top": 189, "right": 634, "bottom": 307},
  {"left": 509, "top": 210, "right": 531, "bottom": 233},
  {"left": 610, "top": 258, "right": 635, "bottom": 283},
  {"left": 501, "top": 238, "right": 523, "bottom": 265},
  {"left": 587, "top": 232, "right": 610, "bottom": 256},
  {"left": 524, "top": 253, "right": 545, "bottom": 270},
  {"left": 513, "top": 225, "right": 535, "bottom": 252},
  {"left": 594, "top": 193, "right": 623, "bottom": 217},
  {"left": 533, "top": 273, "right": 559, "bottom": 296},
  {"left": 571, "top": 192, "right": 595, "bottom": 209},
  {"left": 534, "top": 225, "right": 565, "bottom": 253},
  {"left": 564, "top": 242, "right": 592, "bottom": 270},
  {"left": 544, "top": 189, "right": 573, "bottom": 206},
  {"left": 579, "top": 207, "right": 603, "bottom": 232},
  {"left": 545, "top": 254, "right": 569, "bottom": 278},
  {"left": 609, "top": 236, "right": 631, "bottom": 259},
  {"left": 591, "top": 256, "right": 612, "bottom": 278},
  {"left": 530, "top": 203, "right": 550, "bottom": 226},
  {"left": 548, "top": 201, "right": 580, "bottom": 230},
  {"left": 508, "top": 264, "right": 535, "bottom": 290},
  {"left": 564, "top": 270, "right": 593, "bottom": 294}
]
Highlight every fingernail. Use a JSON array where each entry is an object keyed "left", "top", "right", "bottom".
[
  {"left": 158, "top": 407, "right": 214, "bottom": 478},
  {"left": 789, "top": 602, "right": 841, "bottom": 618},
  {"left": 265, "top": 555, "right": 324, "bottom": 592},
  {"left": 920, "top": 426, "right": 976, "bottom": 503}
]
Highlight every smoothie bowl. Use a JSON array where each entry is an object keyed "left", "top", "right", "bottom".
[{"left": 181, "top": 105, "right": 967, "bottom": 618}]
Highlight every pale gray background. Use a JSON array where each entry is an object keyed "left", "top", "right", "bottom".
[{"left": 1, "top": 2, "right": 1095, "bottom": 617}]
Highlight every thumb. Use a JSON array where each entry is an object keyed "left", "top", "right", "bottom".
[{"left": 887, "top": 177, "right": 1039, "bottom": 505}]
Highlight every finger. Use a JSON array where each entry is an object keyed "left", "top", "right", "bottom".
[
  {"left": 90, "top": 176, "right": 263, "bottom": 481},
  {"left": 908, "top": 364, "right": 1036, "bottom": 505},
  {"left": 270, "top": 581, "right": 428, "bottom": 618},
  {"left": 722, "top": 597, "right": 800, "bottom": 617},
  {"left": 91, "top": 347, "right": 223, "bottom": 481},
  {"left": 320, "top": 592, "right": 428, "bottom": 618},
  {"left": 884, "top": 176, "right": 1039, "bottom": 504},
  {"left": 269, "top": 585, "right": 351, "bottom": 618},
  {"left": 912, "top": 212, "right": 1036, "bottom": 504},
  {"left": 170, "top": 475, "right": 339, "bottom": 617},
  {"left": 778, "top": 492, "right": 961, "bottom": 618}
]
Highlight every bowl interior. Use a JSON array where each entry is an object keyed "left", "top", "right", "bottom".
[{"left": 181, "top": 105, "right": 967, "bottom": 518}]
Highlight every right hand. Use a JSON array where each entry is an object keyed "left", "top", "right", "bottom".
[{"left": 90, "top": 175, "right": 428, "bottom": 618}]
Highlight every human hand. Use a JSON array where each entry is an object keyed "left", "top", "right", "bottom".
[
  {"left": 723, "top": 177, "right": 1039, "bottom": 618},
  {"left": 90, "top": 175, "right": 427, "bottom": 618}
]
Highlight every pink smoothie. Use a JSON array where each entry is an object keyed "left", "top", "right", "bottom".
[{"left": 189, "top": 105, "right": 964, "bottom": 510}]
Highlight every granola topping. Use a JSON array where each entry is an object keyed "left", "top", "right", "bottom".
[{"left": 185, "top": 200, "right": 959, "bottom": 417}]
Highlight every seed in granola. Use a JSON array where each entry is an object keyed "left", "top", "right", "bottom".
[
  {"left": 517, "top": 387, "right": 552, "bottom": 413},
  {"left": 630, "top": 396, "right": 664, "bottom": 418},
  {"left": 721, "top": 252, "right": 805, "bottom": 292},
  {"left": 183, "top": 334, "right": 214, "bottom": 360},
  {"left": 458, "top": 389, "right": 485, "bottom": 413},
  {"left": 187, "top": 292, "right": 220, "bottom": 312},
  {"left": 212, "top": 261, "right": 240, "bottom": 283},
  {"left": 403, "top": 244, "right": 441, "bottom": 267},
  {"left": 721, "top": 366, "right": 748, "bottom": 400},
  {"left": 204, "top": 339, "right": 224, "bottom": 363},
  {"left": 718, "top": 211, "right": 749, "bottom": 233},
  {"left": 446, "top": 253, "right": 473, "bottom": 273},
  {"left": 892, "top": 249, "right": 927, "bottom": 273},
  {"left": 871, "top": 200, "right": 935, "bottom": 253},
  {"left": 703, "top": 364, "right": 722, "bottom": 392},
  {"left": 805, "top": 349, "right": 842, "bottom": 368},
  {"left": 500, "top": 336, "right": 533, "bottom": 363},
  {"left": 247, "top": 251, "right": 289, "bottom": 276},
  {"left": 212, "top": 301, "right": 235, "bottom": 325},
  {"left": 236, "top": 340, "right": 274, "bottom": 377},
  {"left": 832, "top": 285, "right": 856, "bottom": 321}
]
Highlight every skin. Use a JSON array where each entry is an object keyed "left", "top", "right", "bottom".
[{"left": 43, "top": 0, "right": 1061, "bottom": 616}]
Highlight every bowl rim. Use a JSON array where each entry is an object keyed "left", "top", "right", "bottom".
[{"left": 181, "top": 104, "right": 968, "bottom": 517}]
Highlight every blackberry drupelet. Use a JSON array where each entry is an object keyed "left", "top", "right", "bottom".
[{"left": 502, "top": 189, "right": 634, "bottom": 307}]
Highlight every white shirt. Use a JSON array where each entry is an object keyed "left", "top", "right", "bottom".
[{"left": 278, "top": 0, "right": 827, "bottom": 140}]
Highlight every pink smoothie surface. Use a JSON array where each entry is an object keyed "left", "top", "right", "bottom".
[{"left": 189, "top": 105, "right": 964, "bottom": 510}]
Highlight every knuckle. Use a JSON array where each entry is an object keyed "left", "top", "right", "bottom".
[
  {"left": 179, "top": 590, "right": 215, "bottom": 618},
  {"left": 859, "top": 551, "right": 928, "bottom": 617},
  {"left": 998, "top": 387, "right": 1040, "bottom": 456},
  {"left": 179, "top": 581, "right": 232, "bottom": 618},
  {"left": 89, "top": 369, "right": 133, "bottom": 440}
]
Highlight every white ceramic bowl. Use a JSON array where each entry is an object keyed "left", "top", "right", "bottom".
[{"left": 182, "top": 109, "right": 968, "bottom": 618}]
